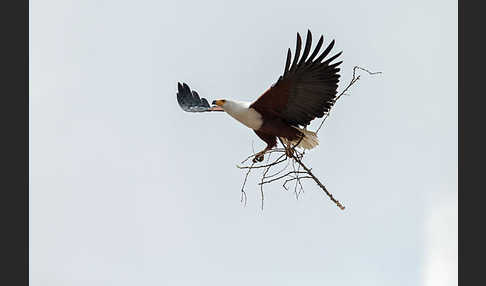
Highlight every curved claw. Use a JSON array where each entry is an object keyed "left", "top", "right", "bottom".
[
  {"left": 285, "top": 147, "right": 294, "bottom": 158},
  {"left": 252, "top": 154, "right": 264, "bottom": 163}
]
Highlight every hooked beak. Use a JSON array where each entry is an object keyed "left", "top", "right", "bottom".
[
  {"left": 208, "top": 99, "right": 225, "bottom": 111},
  {"left": 212, "top": 99, "right": 225, "bottom": 106}
]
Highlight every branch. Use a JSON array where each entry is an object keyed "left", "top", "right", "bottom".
[{"left": 292, "top": 155, "right": 345, "bottom": 210}]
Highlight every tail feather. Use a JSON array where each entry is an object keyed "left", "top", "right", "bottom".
[{"left": 280, "top": 127, "right": 319, "bottom": 150}]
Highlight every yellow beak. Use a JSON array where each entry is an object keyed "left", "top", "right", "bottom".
[{"left": 212, "top": 99, "right": 225, "bottom": 106}]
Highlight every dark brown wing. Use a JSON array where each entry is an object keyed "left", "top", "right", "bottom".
[{"left": 250, "top": 30, "right": 342, "bottom": 127}]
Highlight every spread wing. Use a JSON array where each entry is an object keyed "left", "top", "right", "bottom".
[
  {"left": 177, "top": 82, "right": 223, "bottom": 112},
  {"left": 250, "top": 30, "right": 342, "bottom": 127}
]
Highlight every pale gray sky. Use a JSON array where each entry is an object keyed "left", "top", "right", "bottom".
[{"left": 30, "top": 0, "right": 457, "bottom": 285}]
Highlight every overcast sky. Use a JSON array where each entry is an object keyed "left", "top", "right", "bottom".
[{"left": 30, "top": 0, "right": 457, "bottom": 285}]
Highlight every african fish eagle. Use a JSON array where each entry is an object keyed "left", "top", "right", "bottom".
[{"left": 177, "top": 30, "right": 342, "bottom": 163}]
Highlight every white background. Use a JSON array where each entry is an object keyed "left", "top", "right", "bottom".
[{"left": 30, "top": 0, "right": 457, "bottom": 285}]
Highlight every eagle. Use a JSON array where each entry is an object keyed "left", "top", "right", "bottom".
[{"left": 177, "top": 30, "right": 342, "bottom": 163}]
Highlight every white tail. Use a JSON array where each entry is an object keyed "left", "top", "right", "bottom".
[{"left": 280, "top": 127, "right": 319, "bottom": 150}]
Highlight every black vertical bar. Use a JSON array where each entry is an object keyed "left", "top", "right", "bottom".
[{"left": 1, "top": 0, "right": 29, "bottom": 285}]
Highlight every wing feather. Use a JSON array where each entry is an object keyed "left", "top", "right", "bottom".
[
  {"left": 297, "top": 30, "right": 312, "bottom": 67},
  {"left": 314, "top": 40, "right": 335, "bottom": 63},
  {"left": 289, "top": 33, "right": 302, "bottom": 72},
  {"left": 308, "top": 35, "right": 324, "bottom": 62},
  {"left": 284, "top": 48, "right": 292, "bottom": 75}
]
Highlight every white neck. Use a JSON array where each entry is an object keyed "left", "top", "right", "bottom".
[
  {"left": 223, "top": 100, "right": 251, "bottom": 113},
  {"left": 222, "top": 100, "right": 263, "bottom": 130}
]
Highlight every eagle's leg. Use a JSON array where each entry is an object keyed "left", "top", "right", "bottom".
[
  {"left": 283, "top": 131, "right": 304, "bottom": 158},
  {"left": 285, "top": 143, "right": 294, "bottom": 158},
  {"left": 252, "top": 131, "right": 277, "bottom": 163},
  {"left": 253, "top": 155, "right": 264, "bottom": 163},
  {"left": 253, "top": 146, "right": 271, "bottom": 163}
]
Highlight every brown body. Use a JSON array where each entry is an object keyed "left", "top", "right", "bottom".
[{"left": 254, "top": 116, "right": 302, "bottom": 149}]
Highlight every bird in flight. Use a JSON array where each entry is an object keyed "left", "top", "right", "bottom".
[{"left": 177, "top": 30, "right": 342, "bottom": 163}]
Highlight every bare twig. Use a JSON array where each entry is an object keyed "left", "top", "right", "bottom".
[
  {"left": 317, "top": 66, "right": 382, "bottom": 133},
  {"left": 240, "top": 162, "right": 254, "bottom": 207},
  {"left": 283, "top": 176, "right": 312, "bottom": 193},
  {"left": 259, "top": 171, "right": 307, "bottom": 185},
  {"left": 237, "top": 154, "right": 287, "bottom": 169}
]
